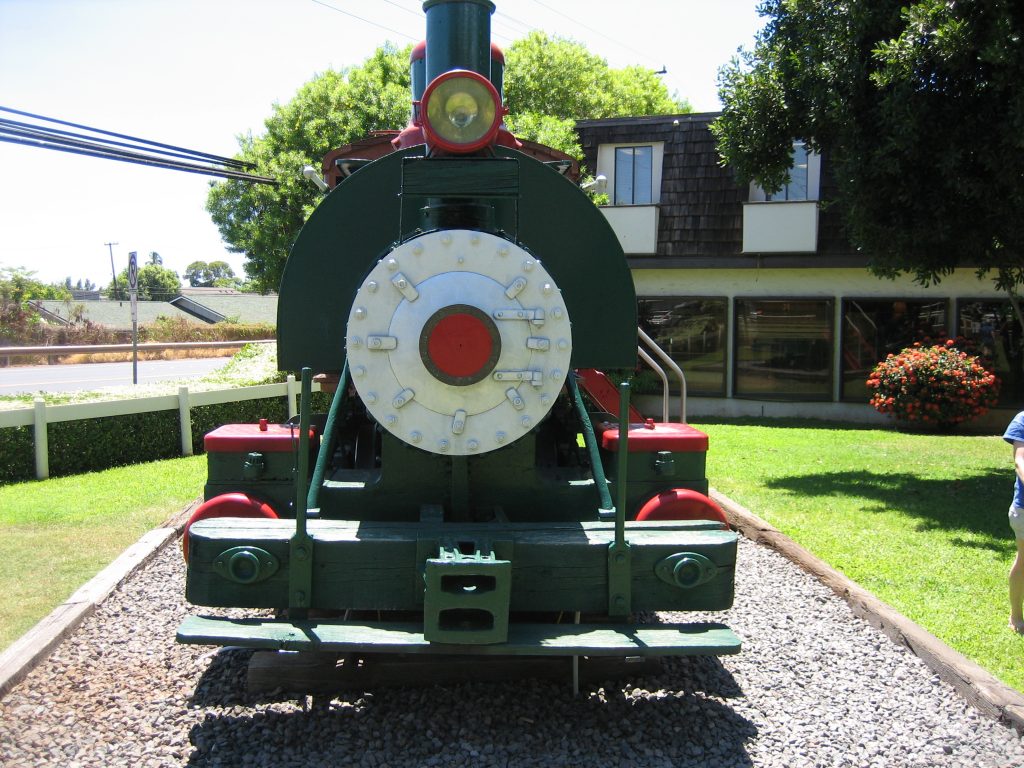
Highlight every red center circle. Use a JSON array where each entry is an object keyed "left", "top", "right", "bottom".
[{"left": 427, "top": 312, "right": 495, "bottom": 378}]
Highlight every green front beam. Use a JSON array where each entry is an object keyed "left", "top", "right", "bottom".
[
  {"left": 185, "top": 518, "right": 736, "bottom": 614},
  {"left": 177, "top": 616, "right": 741, "bottom": 657}
]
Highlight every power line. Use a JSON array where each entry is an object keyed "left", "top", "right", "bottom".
[
  {"left": 0, "top": 132, "right": 278, "bottom": 183},
  {"left": 311, "top": 0, "right": 419, "bottom": 42},
  {"left": 0, "top": 106, "right": 253, "bottom": 169},
  {"left": 523, "top": 0, "right": 665, "bottom": 70},
  {"left": 376, "top": 0, "right": 423, "bottom": 22},
  {"left": 493, "top": 9, "right": 535, "bottom": 35},
  {"left": 0, "top": 107, "right": 278, "bottom": 184},
  {"left": 0, "top": 117, "right": 252, "bottom": 170}
]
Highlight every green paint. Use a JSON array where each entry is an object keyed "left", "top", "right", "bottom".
[
  {"left": 277, "top": 147, "right": 636, "bottom": 373},
  {"left": 568, "top": 374, "right": 614, "bottom": 517},
  {"left": 423, "top": 544, "right": 511, "bottom": 644},
  {"left": 185, "top": 518, "right": 736, "bottom": 614},
  {"left": 213, "top": 546, "right": 279, "bottom": 585},
  {"left": 307, "top": 360, "right": 349, "bottom": 510},
  {"left": 178, "top": 615, "right": 741, "bottom": 657},
  {"left": 655, "top": 552, "right": 718, "bottom": 589},
  {"left": 607, "top": 383, "right": 632, "bottom": 617},
  {"left": 288, "top": 369, "right": 314, "bottom": 614},
  {"left": 423, "top": 0, "right": 495, "bottom": 82}
]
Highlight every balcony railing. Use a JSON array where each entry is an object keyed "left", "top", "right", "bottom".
[
  {"left": 742, "top": 200, "right": 818, "bottom": 253},
  {"left": 599, "top": 205, "right": 659, "bottom": 255}
]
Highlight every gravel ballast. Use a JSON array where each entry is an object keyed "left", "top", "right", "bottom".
[{"left": 1, "top": 536, "right": 1022, "bottom": 767}]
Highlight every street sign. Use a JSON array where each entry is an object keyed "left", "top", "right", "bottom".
[
  {"left": 128, "top": 251, "right": 139, "bottom": 293},
  {"left": 128, "top": 251, "right": 139, "bottom": 384}
]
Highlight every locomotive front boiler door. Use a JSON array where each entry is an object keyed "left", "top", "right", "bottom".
[{"left": 346, "top": 229, "right": 573, "bottom": 455}]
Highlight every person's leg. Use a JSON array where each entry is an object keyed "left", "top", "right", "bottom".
[{"left": 1011, "top": 537, "right": 1024, "bottom": 633}]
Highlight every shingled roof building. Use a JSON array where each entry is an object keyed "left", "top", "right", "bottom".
[{"left": 577, "top": 113, "right": 1020, "bottom": 426}]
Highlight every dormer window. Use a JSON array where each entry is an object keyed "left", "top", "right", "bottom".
[
  {"left": 596, "top": 142, "right": 665, "bottom": 206},
  {"left": 749, "top": 141, "right": 820, "bottom": 202},
  {"left": 743, "top": 140, "right": 820, "bottom": 253},
  {"left": 615, "top": 146, "right": 653, "bottom": 205},
  {"left": 767, "top": 142, "right": 808, "bottom": 201}
]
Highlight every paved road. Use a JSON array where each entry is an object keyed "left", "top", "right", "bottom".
[{"left": 0, "top": 357, "right": 233, "bottom": 395}]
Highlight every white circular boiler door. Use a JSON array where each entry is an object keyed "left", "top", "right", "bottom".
[{"left": 346, "top": 229, "right": 573, "bottom": 455}]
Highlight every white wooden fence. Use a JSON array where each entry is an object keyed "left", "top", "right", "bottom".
[{"left": 0, "top": 375, "right": 320, "bottom": 480}]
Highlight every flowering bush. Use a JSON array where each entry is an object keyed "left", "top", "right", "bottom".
[{"left": 866, "top": 340, "right": 1000, "bottom": 428}]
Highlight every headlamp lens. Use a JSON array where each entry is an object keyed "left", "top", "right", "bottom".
[{"left": 423, "top": 73, "right": 499, "bottom": 150}]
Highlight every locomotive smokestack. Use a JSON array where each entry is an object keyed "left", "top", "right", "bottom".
[{"left": 422, "top": 0, "right": 495, "bottom": 84}]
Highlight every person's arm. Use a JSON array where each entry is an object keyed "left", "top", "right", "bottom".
[{"left": 1013, "top": 441, "right": 1024, "bottom": 486}]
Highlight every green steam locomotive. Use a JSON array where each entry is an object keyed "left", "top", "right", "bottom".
[{"left": 177, "top": 0, "right": 740, "bottom": 677}]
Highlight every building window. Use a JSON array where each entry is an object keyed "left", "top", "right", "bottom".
[
  {"left": 840, "top": 299, "right": 948, "bottom": 402},
  {"left": 734, "top": 299, "right": 833, "bottom": 399},
  {"left": 638, "top": 297, "right": 727, "bottom": 396},
  {"left": 614, "top": 146, "right": 653, "bottom": 205},
  {"left": 596, "top": 142, "right": 663, "bottom": 206},
  {"left": 748, "top": 141, "right": 820, "bottom": 202},
  {"left": 767, "top": 142, "right": 808, "bottom": 201},
  {"left": 958, "top": 300, "right": 1024, "bottom": 407}
]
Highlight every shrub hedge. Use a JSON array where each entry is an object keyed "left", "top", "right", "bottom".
[{"left": 0, "top": 391, "right": 331, "bottom": 485}]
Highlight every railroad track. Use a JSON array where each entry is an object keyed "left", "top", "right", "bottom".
[{"left": 1, "top": 509, "right": 1022, "bottom": 767}]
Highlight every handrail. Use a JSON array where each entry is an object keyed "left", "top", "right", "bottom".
[
  {"left": 637, "top": 327, "right": 687, "bottom": 423},
  {"left": 567, "top": 373, "right": 615, "bottom": 519},
  {"left": 307, "top": 360, "right": 349, "bottom": 510},
  {"left": 637, "top": 347, "right": 669, "bottom": 422}
]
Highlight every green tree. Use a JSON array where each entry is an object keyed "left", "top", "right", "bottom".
[
  {"left": 504, "top": 31, "right": 685, "bottom": 157},
  {"left": 207, "top": 44, "right": 413, "bottom": 293},
  {"left": 185, "top": 259, "right": 236, "bottom": 288},
  {"left": 505, "top": 33, "right": 683, "bottom": 124},
  {"left": 0, "top": 266, "right": 70, "bottom": 343},
  {"left": 65, "top": 276, "right": 97, "bottom": 292},
  {"left": 109, "top": 264, "right": 181, "bottom": 301},
  {"left": 208, "top": 36, "right": 684, "bottom": 290},
  {"left": 713, "top": 0, "right": 1024, "bottom": 309},
  {"left": 147, "top": 251, "right": 163, "bottom": 266}
]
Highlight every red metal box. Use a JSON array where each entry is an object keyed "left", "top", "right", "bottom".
[
  {"left": 204, "top": 422, "right": 316, "bottom": 454},
  {"left": 598, "top": 421, "right": 709, "bottom": 453}
]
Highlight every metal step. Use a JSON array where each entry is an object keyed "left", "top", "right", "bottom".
[{"left": 177, "top": 616, "right": 741, "bottom": 657}]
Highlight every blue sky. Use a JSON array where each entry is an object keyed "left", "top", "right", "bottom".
[{"left": 0, "top": 0, "right": 763, "bottom": 289}]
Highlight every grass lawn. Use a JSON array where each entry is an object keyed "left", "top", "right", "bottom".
[
  {"left": 695, "top": 417, "right": 1024, "bottom": 694},
  {"left": 0, "top": 455, "right": 205, "bottom": 651}
]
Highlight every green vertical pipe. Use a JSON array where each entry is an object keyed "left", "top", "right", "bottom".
[
  {"left": 289, "top": 368, "right": 315, "bottom": 616},
  {"left": 307, "top": 360, "right": 349, "bottom": 510},
  {"left": 295, "top": 368, "right": 312, "bottom": 536},
  {"left": 616, "top": 382, "right": 630, "bottom": 547},
  {"left": 567, "top": 373, "right": 614, "bottom": 517}
]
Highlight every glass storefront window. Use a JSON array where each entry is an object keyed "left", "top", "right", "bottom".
[
  {"left": 841, "top": 299, "right": 948, "bottom": 402},
  {"left": 637, "top": 297, "right": 727, "bottom": 396},
  {"left": 734, "top": 298, "right": 833, "bottom": 399},
  {"left": 958, "top": 300, "right": 1024, "bottom": 407}
]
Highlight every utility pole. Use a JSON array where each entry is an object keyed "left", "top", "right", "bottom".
[{"left": 105, "top": 241, "right": 120, "bottom": 304}]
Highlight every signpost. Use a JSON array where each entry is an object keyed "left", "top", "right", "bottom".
[{"left": 128, "top": 251, "right": 139, "bottom": 385}]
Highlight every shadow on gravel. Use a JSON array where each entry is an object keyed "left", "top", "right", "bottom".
[
  {"left": 658, "top": 654, "right": 745, "bottom": 699},
  {"left": 184, "top": 682, "right": 756, "bottom": 767},
  {"left": 190, "top": 647, "right": 257, "bottom": 708},
  {"left": 184, "top": 652, "right": 756, "bottom": 766},
  {"left": 763, "top": 468, "right": 1011, "bottom": 549}
]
